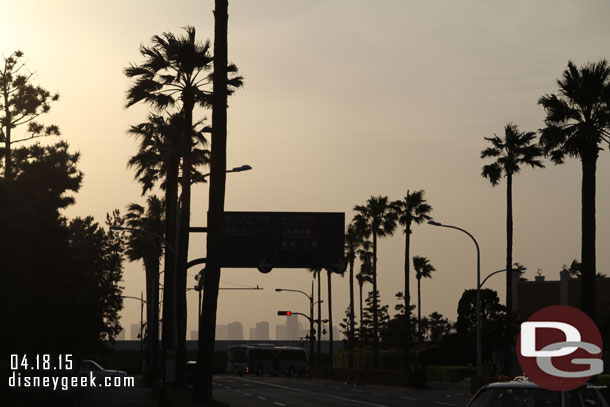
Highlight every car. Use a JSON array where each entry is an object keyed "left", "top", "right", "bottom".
[
  {"left": 467, "top": 378, "right": 609, "bottom": 407},
  {"left": 78, "top": 360, "right": 127, "bottom": 379}
]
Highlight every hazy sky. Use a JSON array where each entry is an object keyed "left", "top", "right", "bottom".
[{"left": 2, "top": 0, "right": 609, "bottom": 339}]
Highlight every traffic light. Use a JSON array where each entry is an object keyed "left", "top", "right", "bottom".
[{"left": 277, "top": 311, "right": 292, "bottom": 316}]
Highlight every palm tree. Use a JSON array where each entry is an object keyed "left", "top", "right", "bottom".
[
  {"left": 126, "top": 112, "right": 208, "bottom": 381},
  {"left": 124, "top": 195, "right": 164, "bottom": 375},
  {"left": 353, "top": 196, "right": 397, "bottom": 368},
  {"left": 412, "top": 256, "right": 436, "bottom": 326},
  {"left": 344, "top": 223, "right": 361, "bottom": 368},
  {"left": 481, "top": 122, "right": 544, "bottom": 375},
  {"left": 538, "top": 60, "right": 610, "bottom": 321},
  {"left": 126, "top": 26, "right": 242, "bottom": 385},
  {"left": 391, "top": 190, "right": 432, "bottom": 371}
]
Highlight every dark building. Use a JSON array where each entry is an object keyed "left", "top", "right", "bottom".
[{"left": 517, "top": 271, "right": 610, "bottom": 322}]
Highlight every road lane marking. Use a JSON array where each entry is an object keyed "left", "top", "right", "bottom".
[
  {"left": 233, "top": 377, "right": 390, "bottom": 407},
  {"left": 258, "top": 396, "right": 268, "bottom": 400},
  {"left": 402, "top": 396, "right": 418, "bottom": 400},
  {"left": 435, "top": 402, "right": 457, "bottom": 406},
  {"left": 244, "top": 392, "right": 252, "bottom": 396},
  {"left": 273, "top": 403, "right": 287, "bottom": 406}
]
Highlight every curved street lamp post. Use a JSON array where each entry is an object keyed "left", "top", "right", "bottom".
[{"left": 428, "top": 220, "right": 482, "bottom": 377}]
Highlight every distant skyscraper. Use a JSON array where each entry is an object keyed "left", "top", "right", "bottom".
[
  {"left": 191, "top": 330, "right": 198, "bottom": 340},
  {"left": 117, "top": 327, "right": 125, "bottom": 340},
  {"left": 216, "top": 324, "right": 228, "bottom": 340},
  {"left": 255, "top": 321, "right": 269, "bottom": 340},
  {"left": 286, "top": 315, "right": 298, "bottom": 339},
  {"left": 228, "top": 321, "right": 243, "bottom": 340},
  {"left": 130, "top": 323, "right": 140, "bottom": 340},
  {"left": 249, "top": 327, "right": 257, "bottom": 340},
  {"left": 276, "top": 324, "right": 287, "bottom": 340}
]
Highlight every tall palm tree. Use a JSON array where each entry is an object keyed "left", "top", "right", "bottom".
[
  {"left": 344, "top": 223, "right": 361, "bottom": 368},
  {"left": 481, "top": 122, "right": 544, "bottom": 375},
  {"left": 412, "top": 256, "right": 436, "bottom": 325},
  {"left": 538, "top": 60, "right": 610, "bottom": 322},
  {"left": 126, "top": 112, "right": 208, "bottom": 381},
  {"left": 126, "top": 26, "right": 242, "bottom": 385},
  {"left": 353, "top": 196, "right": 397, "bottom": 368},
  {"left": 391, "top": 190, "right": 432, "bottom": 371},
  {"left": 124, "top": 195, "right": 165, "bottom": 375}
]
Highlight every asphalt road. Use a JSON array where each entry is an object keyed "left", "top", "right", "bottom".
[{"left": 212, "top": 375, "right": 472, "bottom": 407}]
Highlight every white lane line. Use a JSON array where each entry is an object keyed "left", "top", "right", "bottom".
[
  {"left": 435, "top": 402, "right": 457, "bottom": 406},
  {"left": 402, "top": 396, "right": 418, "bottom": 400},
  {"left": 244, "top": 392, "right": 252, "bottom": 396},
  {"left": 273, "top": 403, "right": 287, "bottom": 406},
  {"left": 233, "top": 377, "right": 390, "bottom": 407},
  {"left": 258, "top": 396, "right": 268, "bottom": 400}
]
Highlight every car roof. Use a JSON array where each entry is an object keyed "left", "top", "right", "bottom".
[{"left": 483, "top": 381, "right": 595, "bottom": 390}]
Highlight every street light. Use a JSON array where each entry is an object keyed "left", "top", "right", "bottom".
[
  {"left": 191, "top": 164, "right": 252, "bottom": 183},
  {"left": 428, "top": 220, "right": 482, "bottom": 377},
  {"left": 275, "top": 286, "right": 315, "bottom": 367}
]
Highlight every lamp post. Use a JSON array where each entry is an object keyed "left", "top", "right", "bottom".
[
  {"left": 276, "top": 286, "right": 315, "bottom": 367},
  {"left": 428, "top": 220, "right": 482, "bottom": 377},
  {"left": 121, "top": 293, "right": 146, "bottom": 370}
]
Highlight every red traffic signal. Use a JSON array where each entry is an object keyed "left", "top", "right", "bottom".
[{"left": 277, "top": 311, "right": 292, "bottom": 316}]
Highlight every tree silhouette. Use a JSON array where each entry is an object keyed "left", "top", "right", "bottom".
[
  {"left": 353, "top": 196, "right": 397, "bottom": 368},
  {"left": 538, "top": 60, "right": 610, "bottom": 321},
  {"left": 391, "top": 190, "right": 432, "bottom": 371},
  {"left": 481, "top": 122, "right": 544, "bottom": 374},
  {"left": 412, "top": 255, "right": 436, "bottom": 326},
  {"left": 344, "top": 222, "right": 363, "bottom": 367},
  {"left": 356, "top": 241, "right": 373, "bottom": 342},
  {"left": 428, "top": 312, "right": 451, "bottom": 342},
  {"left": 124, "top": 195, "right": 165, "bottom": 374},
  {"left": 0, "top": 51, "right": 60, "bottom": 181},
  {"left": 125, "top": 25, "right": 241, "bottom": 384}
]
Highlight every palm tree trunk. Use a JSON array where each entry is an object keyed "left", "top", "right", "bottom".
[
  {"left": 581, "top": 150, "right": 598, "bottom": 321},
  {"left": 359, "top": 280, "right": 364, "bottom": 342},
  {"left": 161, "top": 147, "right": 179, "bottom": 381},
  {"left": 417, "top": 277, "right": 421, "bottom": 324},
  {"left": 327, "top": 269, "right": 333, "bottom": 368},
  {"left": 348, "top": 257, "right": 355, "bottom": 368},
  {"left": 503, "top": 173, "right": 513, "bottom": 376},
  {"left": 151, "top": 257, "right": 160, "bottom": 377},
  {"left": 195, "top": 0, "right": 228, "bottom": 402},
  {"left": 372, "top": 232, "right": 379, "bottom": 369},
  {"left": 176, "top": 101, "right": 194, "bottom": 386},
  {"left": 317, "top": 271, "right": 321, "bottom": 358},
  {"left": 404, "top": 225, "right": 411, "bottom": 372}
]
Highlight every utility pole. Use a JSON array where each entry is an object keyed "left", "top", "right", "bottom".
[{"left": 194, "top": 0, "right": 228, "bottom": 402}]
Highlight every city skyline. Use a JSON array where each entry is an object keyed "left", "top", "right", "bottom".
[{"left": 2, "top": 0, "right": 609, "bottom": 340}]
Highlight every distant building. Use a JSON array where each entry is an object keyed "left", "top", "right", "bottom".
[
  {"left": 255, "top": 321, "right": 270, "bottom": 340},
  {"left": 276, "top": 324, "right": 287, "bottom": 340},
  {"left": 191, "top": 330, "right": 198, "bottom": 340},
  {"left": 117, "top": 327, "right": 125, "bottom": 340},
  {"left": 130, "top": 323, "right": 140, "bottom": 340},
  {"left": 216, "top": 324, "right": 228, "bottom": 340},
  {"left": 517, "top": 271, "right": 610, "bottom": 321},
  {"left": 249, "top": 327, "right": 257, "bottom": 340},
  {"left": 227, "top": 321, "right": 243, "bottom": 340}
]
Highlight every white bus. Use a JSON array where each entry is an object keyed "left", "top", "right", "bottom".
[{"left": 227, "top": 344, "right": 308, "bottom": 377}]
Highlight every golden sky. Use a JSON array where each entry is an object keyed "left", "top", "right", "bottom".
[{"left": 2, "top": 0, "right": 609, "bottom": 339}]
